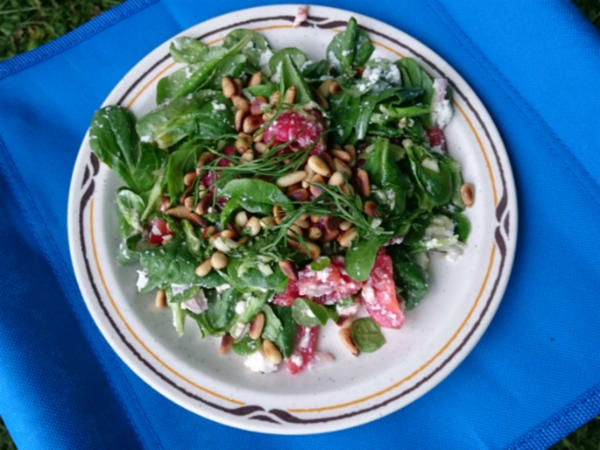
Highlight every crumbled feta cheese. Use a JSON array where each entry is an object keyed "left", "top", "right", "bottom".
[
  {"left": 171, "top": 283, "right": 193, "bottom": 296},
  {"left": 421, "top": 158, "right": 440, "bottom": 172},
  {"left": 230, "top": 321, "right": 249, "bottom": 340},
  {"left": 432, "top": 78, "right": 453, "bottom": 128},
  {"left": 211, "top": 100, "right": 226, "bottom": 111},
  {"left": 181, "top": 290, "right": 208, "bottom": 314},
  {"left": 421, "top": 215, "right": 465, "bottom": 261},
  {"left": 234, "top": 301, "right": 247, "bottom": 315},
  {"left": 136, "top": 270, "right": 149, "bottom": 291},
  {"left": 244, "top": 351, "right": 279, "bottom": 373},
  {"left": 336, "top": 302, "right": 359, "bottom": 317},
  {"left": 215, "top": 283, "right": 231, "bottom": 294},
  {"left": 290, "top": 354, "right": 304, "bottom": 366}
]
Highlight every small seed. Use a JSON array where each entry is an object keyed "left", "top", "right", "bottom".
[
  {"left": 460, "top": 183, "right": 475, "bottom": 206},
  {"left": 243, "top": 115, "right": 262, "bottom": 134},
  {"left": 210, "top": 252, "right": 228, "bottom": 270},
  {"left": 260, "top": 216, "right": 276, "bottom": 229},
  {"left": 183, "top": 171, "right": 197, "bottom": 187},
  {"left": 288, "top": 188, "right": 309, "bottom": 201},
  {"left": 245, "top": 216, "right": 261, "bottom": 236},
  {"left": 183, "top": 196, "right": 194, "bottom": 209},
  {"left": 188, "top": 213, "right": 208, "bottom": 228},
  {"left": 332, "top": 148, "right": 351, "bottom": 163},
  {"left": 363, "top": 200, "right": 377, "bottom": 217},
  {"left": 307, "top": 155, "right": 331, "bottom": 177},
  {"left": 221, "top": 229, "right": 237, "bottom": 240},
  {"left": 195, "top": 259, "right": 213, "bottom": 277},
  {"left": 248, "top": 312, "right": 265, "bottom": 340},
  {"left": 295, "top": 214, "right": 310, "bottom": 229},
  {"left": 278, "top": 260, "right": 297, "bottom": 280},
  {"left": 322, "top": 228, "right": 340, "bottom": 242},
  {"left": 250, "top": 96, "right": 267, "bottom": 115},
  {"left": 287, "top": 224, "right": 303, "bottom": 238},
  {"left": 269, "top": 90, "right": 280, "bottom": 105},
  {"left": 262, "top": 112, "right": 274, "bottom": 122},
  {"left": 262, "top": 340, "right": 282, "bottom": 364},
  {"left": 277, "top": 170, "right": 307, "bottom": 188},
  {"left": 305, "top": 241, "right": 321, "bottom": 259},
  {"left": 329, "top": 81, "right": 341, "bottom": 95},
  {"left": 155, "top": 289, "right": 166, "bottom": 309},
  {"left": 234, "top": 211, "right": 248, "bottom": 228},
  {"left": 308, "top": 226, "right": 322, "bottom": 240},
  {"left": 159, "top": 196, "right": 170, "bottom": 212},
  {"left": 241, "top": 150, "right": 254, "bottom": 161},
  {"left": 231, "top": 95, "right": 249, "bottom": 113},
  {"left": 254, "top": 142, "right": 268, "bottom": 154},
  {"left": 339, "top": 327, "right": 359, "bottom": 356},
  {"left": 195, "top": 192, "right": 213, "bottom": 215},
  {"left": 310, "top": 173, "right": 325, "bottom": 185},
  {"left": 344, "top": 145, "right": 357, "bottom": 166},
  {"left": 253, "top": 131, "right": 264, "bottom": 143},
  {"left": 273, "top": 205, "right": 284, "bottom": 224},
  {"left": 248, "top": 71, "right": 262, "bottom": 87},
  {"left": 202, "top": 226, "right": 216, "bottom": 239},
  {"left": 234, "top": 109, "right": 245, "bottom": 132},
  {"left": 356, "top": 169, "right": 371, "bottom": 196},
  {"left": 318, "top": 79, "right": 334, "bottom": 98},
  {"left": 328, "top": 171, "right": 345, "bottom": 186},
  {"left": 219, "top": 334, "right": 233, "bottom": 355},
  {"left": 339, "top": 221, "right": 352, "bottom": 231},
  {"left": 337, "top": 228, "right": 357, "bottom": 247},
  {"left": 284, "top": 85, "right": 296, "bottom": 103},
  {"left": 333, "top": 157, "right": 351, "bottom": 175},
  {"left": 166, "top": 205, "right": 191, "bottom": 219},
  {"left": 234, "top": 137, "right": 249, "bottom": 154},
  {"left": 221, "top": 76, "right": 236, "bottom": 98}
]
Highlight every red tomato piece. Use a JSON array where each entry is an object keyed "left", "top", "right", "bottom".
[
  {"left": 361, "top": 249, "right": 404, "bottom": 328},
  {"left": 147, "top": 218, "right": 173, "bottom": 245},
  {"left": 296, "top": 258, "right": 363, "bottom": 305},
  {"left": 272, "top": 279, "right": 299, "bottom": 306},
  {"left": 262, "top": 110, "right": 326, "bottom": 154},
  {"left": 286, "top": 326, "right": 319, "bottom": 375}
]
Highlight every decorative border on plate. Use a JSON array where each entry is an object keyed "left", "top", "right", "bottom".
[{"left": 75, "top": 13, "right": 511, "bottom": 426}]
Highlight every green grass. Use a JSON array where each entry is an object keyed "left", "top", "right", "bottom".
[{"left": 0, "top": 0, "right": 600, "bottom": 448}]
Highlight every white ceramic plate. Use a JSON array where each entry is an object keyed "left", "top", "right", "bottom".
[{"left": 68, "top": 4, "right": 517, "bottom": 434}]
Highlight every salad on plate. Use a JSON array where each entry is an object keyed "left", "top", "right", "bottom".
[{"left": 88, "top": 17, "right": 474, "bottom": 375}]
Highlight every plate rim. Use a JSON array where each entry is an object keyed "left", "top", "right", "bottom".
[{"left": 67, "top": 3, "right": 518, "bottom": 434}]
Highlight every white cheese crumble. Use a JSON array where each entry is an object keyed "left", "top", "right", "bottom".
[
  {"left": 136, "top": 270, "right": 149, "bottom": 291},
  {"left": 244, "top": 351, "right": 279, "bottom": 373},
  {"left": 432, "top": 78, "right": 453, "bottom": 128},
  {"left": 421, "top": 215, "right": 465, "bottom": 261},
  {"left": 234, "top": 301, "right": 247, "bottom": 315},
  {"left": 211, "top": 100, "right": 226, "bottom": 111},
  {"left": 421, "top": 158, "right": 440, "bottom": 172},
  {"left": 171, "top": 283, "right": 193, "bottom": 296},
  {"left": 230, "top": 321, "right": 248, "bottom": 340}
]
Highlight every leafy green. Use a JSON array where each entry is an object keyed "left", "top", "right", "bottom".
[
  {"left": 163, "top": 140, "right": 202, "bottom": 203},
  {"left": 345, "top": 235, "right": 389, "bottom": 282},
  {"left": 291, "top": 298, "right": 334, "bottom": 327},
  {"left": 261, "top": 304, "right": 283, "bottom": 341},
  {"left": 245, "top": 83, "right": 278, "bottom": 99},
  {"left": 388, "top": 246, "right": 429, "bottom": 309},
  {"left": 269, "top": 48, "right": 307, "bottom": 75},
  {"left": 223, "top": 29, "right": 271, "bottom": 72},
  {"left": 182, "top": 219, "right": 202, "bottom": 255},
  {"left": 271, "top": 305, "right": 297, "bottom": 357},
  {"left": 396, "top": 57, "right": 434, "bottom": 126},
  {"left": 170, "top": 37, "right": 208, "bottom": 64},
  {"left": 205, "top": 288, "right": 238, "bottom": 331},
  {"left": 405, "top": 143, "right": 455, "bottom": 208},
  {"left": 351, "top": 318, "right": 385, "bottom": 352},
  {"left": 115, "top": 188, "right": 144, "bottom": 237},
  {"left": 301, "top": 59, "right": 330, "bottom": 81},
  {"left": 89, "top": 106, "right": 164, "bottom": 193},
  {"left": 310, "top": 256, "right": 331, "bottom": 271},
  {"left": 328, "top": 91, "right": 360, "bottom": 145},
  {"left": 277, "top": 53, "right": 313, "bottom": 104},
  {"left": 327, "top": 17, "right": 373, "bottom": 75},
  {"left": 136, "top": 90, "right": 233, "bottom": 149},
  {"left": 227, "top": 256, "right": 288, "bottom": 293},
  {"left": 452, "top": 212, "right": 471, "bottom": 242},
  {"left": 232, "top": 336, "right": 261, "bottom": 355}
]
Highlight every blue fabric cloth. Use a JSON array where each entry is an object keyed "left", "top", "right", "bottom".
[{"left": 0, "top": 0, "right": 599, "bottom": 447}]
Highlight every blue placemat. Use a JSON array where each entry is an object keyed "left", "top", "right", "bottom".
[{"left": 1, "top": 1, "right": 599, "bottom": 448}]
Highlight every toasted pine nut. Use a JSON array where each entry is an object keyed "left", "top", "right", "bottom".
[
  {"left": 284, "top": 86, "right": 296, "bottom": 103},
  {"left": 332, "top": 148, "right": 351, "bottom": 163},
  {"left": 195, "top": 259, "right": 213, "bottom": 277},
  {"left": 273, "top": 205, "right": 284, "bottom": 224},
  {"left": 339, "top": 221, "right": 352, "bottom": 231},
  {"left": 243, "top": 115, "right": 262, "bottom": 134},
  {"left": 234, "top": 137, "right": 249, "bottom": 154},
  {"left": 305, "top": 241, "right": 321, "bottom": 259},
  {"left": 241, "top": 150, "right": 254, "bottom": 161},
  {"left": 333, "top": 157, "right": 351, "bottom": 175},
  {"left": 221, "top": 76, "right": 236, "bottom": 98},
  {"left": 308, "top": 226, "right": 322, "bottom": 240},
  {"left": 231, "top": 95, "right": 249, "bottom": 113},
  {"left": 234, "top": 109, "right": 245, "bottom": 132},
  {"left": 202, "top": 226, "right": 217, "bottom": 239},
  {"left": 344, "top": 145, "right": 356, "bottom": 165},
  {"left": 262, "top": 340, "right": 282, "bottom": 364},
  {"left": 248, "top": 312, "right": 265, "bottom": 340},
  {"left": 356, "top": 169, "right": 371, "bottom": 196},
  {"left": 155, "top": 289, "right": 166, "bottom": 309},
  {"left": 210, "top": 251, "right": 228, "bottom": 270},
  {"left": 328, "top": 171, "right": 344, "bottom": 186},
  {"left": 220, "top": 334, "right": 233, "bottom": 355},
  {"left": 254, "top": 142, "right": 267, "bottom": 154},
  {"left": 339, "top": 327, "right": 359, "bottom": 356},
  {"left": 260, "top": 216, "right": 276, "bottom": 229},
  {"left": 248, "top": 71, "right": 262, "bottom": 87},
  {"left": 183, "top": 171, "right": 196, "bottom": 187},
  {"left": 363, "top": 200, "right": 377, "bottom": 217},
  {"left": 245, "top": 216, "right": 261, "bottom": 236},
  {"left": 307, "top": 155, "right": 331, "bottom": 177},
  {"left": 310, "top": 215, "right": 321, "bottom": 223},
  {"left": 318, "top": 79, "right": 334, "bottom": 98},
  {"left": 460, "top": 183, "right": 475, "bottom": 206},
  {"left": 288, "top": 188, "right": 309, "bottom": 201},
  {"left": 220, "top": 229, "right": 237, "bottom": 240},
  {"left": 322, "top": 228, "right": 340, "bottom": 242},
  {"left": 188, "top": 212, "right": 208, "bottom": 228},
  {"left": 337, "top": 228, "right": 357, "bottom": 248},
  {"left": 278, "top": 260, "right": 297, "bottom": 280},
  {"left": 250, "top": 96, "right": 267, "bottom": 115},
  {"left": 295, "top": 214, "right": 310, "bottom": 229},
  {"left": 329, "top": 81, "right": 341, "bottom": 95},
  {"left": 287, "top": 224, "right": 303, "bottom": 238},
  {"left": 276, "top": 170, "right": 307, "bottom": 188},
  {"left": 234, "top": 211, "right": 248, "bottom": 228},
  {"left": 166, "top": 205, "right": 191, "bottom": 219},
  {"left": 269, "top": 90, "right": 280, "bottom": 105},
  {"left": 183, "top": 196, "right": 194, "bottom": 209}
]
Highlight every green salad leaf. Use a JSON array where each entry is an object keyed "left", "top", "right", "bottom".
[{"left": 351, "top": 318, "right": 385, "bottom": 352}]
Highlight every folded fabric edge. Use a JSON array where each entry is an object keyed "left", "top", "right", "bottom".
[
  {"left": 508, "top": 383, "right": 600, "bottom": 449},
  {"left": 0, "top": 131, "right": 157, "bottom": 448},
  {"left": 0, "top": 0, "right": 158, "bottom": 80}
]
